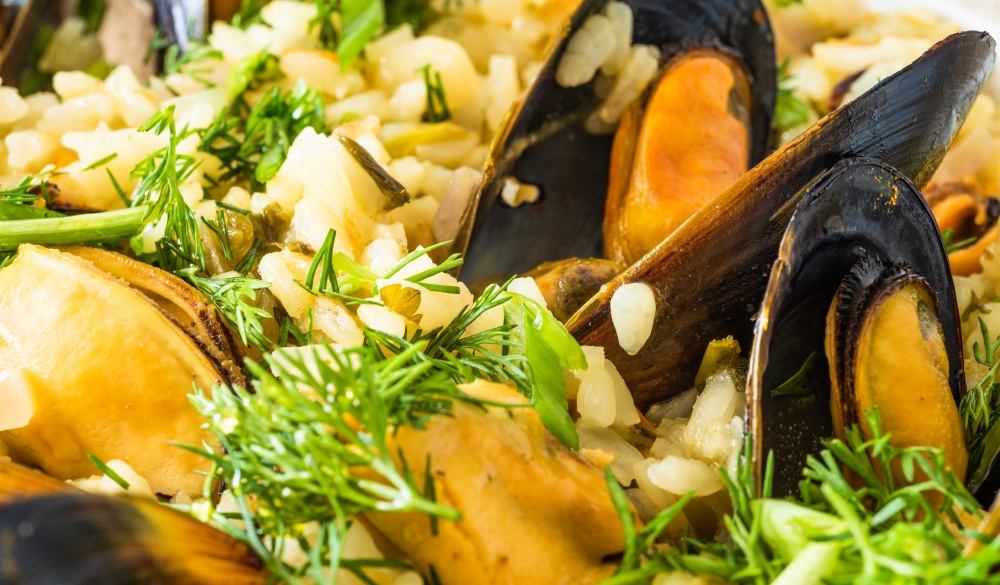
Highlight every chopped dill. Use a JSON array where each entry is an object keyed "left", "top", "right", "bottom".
[
  {"left": 164, "top": 43, "right": 224, "bottom": 87},
  {"left": 943, "top": 227, "right": 978, "bottom": 254},
  {"left": 419, "top": 63, "right": 452, "bottom": 123},
  {"left": 86, "top": 453, "right": 130, "bottom": 490},
  {"left": 605, "top": 411, "right": 989, "bottom": 584},
  {"left": 185, "top": 342, "right": 469, "bottom": 583},
  {"left": 128, "top": 105, "right": 205, "bottom": 273},
  {"left": 201, "top": 80, "right": 326, "bottom": 191},
  {"left": 961, "top": 318, "right": 1000, "bottom": 492},
  {"left": 181, "top": 269, "right": 274, "bottom": 352},
  {"left": 82, "top": 152, "right": 118, "bottom": 171}
]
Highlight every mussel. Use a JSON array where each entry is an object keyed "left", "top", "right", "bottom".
[
  {"left": 747, "top": 157, "right": 968, "bottom": 496},
  {"left": 569, "top": 31, "right": 995, "bottom": 412},
  {"left": 0, "top": 244, "right": 243, "bottom": 496},
  {"left": 363, "top": 381, "right": 629, "bottom": 585},
  {"left": 455, "top": 0, "right": 777, "bottom": 286},
  {"left": 0, "top": 460, "right": 268, "bottom": 585},
  {"left": 603, "top": 48, "right": 756, "bottom": 266}
]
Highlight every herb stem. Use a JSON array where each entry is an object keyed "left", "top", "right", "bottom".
[{"left": 0, "top": 206, "right": 147, "bottom": 251}]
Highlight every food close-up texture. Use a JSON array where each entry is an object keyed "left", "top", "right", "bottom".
[{"left": 5, "top": 0, "right": 1000, "bottom": 584}]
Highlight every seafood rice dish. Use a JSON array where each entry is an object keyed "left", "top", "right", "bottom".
[{"left": 2, "top": 0, "right": 1000, "bottom": 583}]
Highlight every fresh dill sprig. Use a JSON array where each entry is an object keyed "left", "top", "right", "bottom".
[
  {"left": 201, "top": 80, "right": 326, "bottom": 191},
  {"left": 226, "top": 50, "right": 284, "bottom": 103},
  {"left": 961, "top": 317, "right": 1000, "bottom": 492},
  {"left": 419, "top": 63, "right": 451, "bottom": 123},
  {"left": 181, "top": 269, "right": 274, "bottom": 352},
  {"left": 364, "top": 278, "right": 530, "bottom": 393},
  {"left": 297, "top": 229, "right": 381, "bottom": 306},
  {"left": 381, "top": 240, "right": 463, "bottom": 294},
  {"left": 234, "top": 237, "right": 263, "bottom": 276},
  {"left": 774, "top": 58, "right": 810, "bottom": 134},
  {"left": 298, "top": 229, "right": 460, "bottom": 308},
  {"left": 129, "top": 105, "right": 205, "bottom": 272},
  {"left": 0, "top": 173, "right": 52, "bottom": 204},
  {"left": 605, "top": 410, "right": 990, "bottom": 585},
  {"left": 185, "top": 342, "right": 468, "bottom": 583},
  {"left": 201, "top": 208, "right": 234, "bottom": 262},
  {"left": 310, "top": 0, "right": 340, "bottom": 50},
  {"left": 82, "top": 153, "right": 118, "bottom": 172},
  {"left": 365, "top": 283, "right": 585, "bottom": 449},
  {"left": 164, "top": 43, "right": 224, "bottom": 87},
  {"left": 278, "top": 308, "right": 314, "bottom": 347}
]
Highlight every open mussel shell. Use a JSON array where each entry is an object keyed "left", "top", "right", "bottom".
[
  {"left": 570, "top": 31, "right": 995, "bottom": 413},
  {"left": 747, "top": 157, "right": 963, "bottom": 497},
  {"left": 0, "top": 461, "right": 268, "bottom": 585},
  {"left": 457, "top": 0, "right": 776, "bottom": 287}
]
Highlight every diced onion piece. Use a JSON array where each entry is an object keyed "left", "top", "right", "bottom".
[
  {"left": 577, "top": 358, "right": 617, "bottom": 427},
  {"left": 0, "top": 87, "right": 29, "bottom": 124},
  {"left": 508, "top": 277, "right": 548, "bottom": 309},
  {"left": 577, "top": 422, "right": 643, "bottom": 484},
  {"left": 500, "top": 177, "right": 541, "bottom": 207},
  {"left": 99, "top": 460, "right": 155, "bottom": 498},
  {"left": 357, "top": 304, "right": 407, "bottom": 338},
  {"left": 684, "top": 373, "right": 741, "bottom": 465},
  {"left": 0, "top": 369, "right": 34, "bottom": 431},
  {"left": 633, "top": 458, "right": 678, "bottom": 510},
  {"left": 610, "top": 282, "right": 656, "bottom": 355},
  {"left": 646, "top": 455, "right": 723, "bottom": 496},
  {"left": 606, "top": 359, "right": 640, "bottom": 426}
]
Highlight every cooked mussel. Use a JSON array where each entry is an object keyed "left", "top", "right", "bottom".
[
  {"left": 363, "top": 381, "right": 629, "bottom": 585},
  {"left": 747, "top": 157, "right": 965, "bottom": 496},
  {"left": 826, "top": 258, "right": 968, "bottom": 487},
  {"left": 570, "top": 31, "right": 994, "bottom": 413},
  {"left": 604, "top": 48, "right": 754, "bottom": 266},
  {"left": 456, "top": 0, "right": 777, "bottom": 286},
  {"left": 0, "top": 244, "right": 240, "bottom": 496},
  {"left": 0, "top": 460, "right": 268, "bottom": 585}
]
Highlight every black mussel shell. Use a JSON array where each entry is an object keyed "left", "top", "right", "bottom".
[
  {"left": 457, "top": 0, "right": 777, "bottom": 287},
  {"left": 747, "top": 157, "right": 961, "bottom": 497},
  {"left": 0, "top": 460, "right": 267, "bottom": 585},
  {"left": 570, "top": 31, "right": 994, "bottom": 413}
]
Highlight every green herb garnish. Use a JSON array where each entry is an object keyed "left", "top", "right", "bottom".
[
  {"left": 775, "top": 58, "right": 810, "bottom": 134},
  {"left": 181, "top": 270, "right": 274, "bottom": 352},
  {"left": 0, "top": 206, "right": 146, "bottom": 251},
  {"left": 606, "top": 411, "right": 989, "bottom": 584},
  {"left": 961, "top": 317, "right": 1000, "bottom": 492},
  {"left": 86, "top": 453, "right": 130, "bottom": 490},
  {"left": 942, "top": 227, "right": 978, "bottom": 254},
  {"left": 201, "top": 80, "right": 326, "bottom": 191},
  {"left": 128, "top": 105, "right": 205, "bottom": 272},
  {"left": 419, "top": 63, "right": 452, "bottom": 123},
  {"left": 770, "top": 352, "right": 817, "bottom": 397},
  {"left": 186, "top": 342, "right": 468, "bottom": 583}
]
